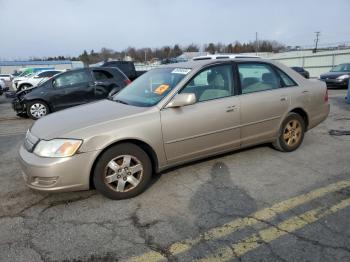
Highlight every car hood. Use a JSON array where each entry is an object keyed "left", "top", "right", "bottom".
[
  {"left": 320, "top": 72, "right": 349, "bottom": 79},
  {"left": 30, "top": 100, "right": 149, "bottom": 140}
]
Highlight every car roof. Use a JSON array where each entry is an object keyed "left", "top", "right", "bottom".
[
  {"left": 159, "top": 58, "right": 270, "bottom": 70},
  {"left": 193, "top": 54, "right": 260, "bottom": 61}
]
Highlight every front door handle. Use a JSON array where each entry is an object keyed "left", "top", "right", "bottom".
[{"left": 302, "top": 90, "right": 309, "bottom": 94}]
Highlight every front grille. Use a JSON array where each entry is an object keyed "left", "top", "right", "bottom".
[{"left": 24, "top": 131, "right": 39, "bottom": 152}]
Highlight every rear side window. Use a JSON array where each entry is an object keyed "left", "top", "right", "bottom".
[
  {"left": 93, "top": 70, "right": 114, "bottom": 81},
  {"left": 276, "top": 68, "right": 297, "bottom": 87},
  {"left": 238, "top": 63, "right": 280, "bottom": 94}
]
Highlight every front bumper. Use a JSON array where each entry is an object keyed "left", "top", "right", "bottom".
[
  {"left": 320, "top": 78, "right": 348, "bottom": 87},
  {"left": 12, "top": 98, "right": 26, "bottom": 114},
  {"left": 19, "top": 145, "right": 101, "bottom": 192}
]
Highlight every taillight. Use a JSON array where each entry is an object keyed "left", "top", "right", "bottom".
[
  {"left": 123, "top": 79, "right": 131, "bottom": 85},
  {"left": 324, "top": 89, "right": 328, "bottom": 102}
]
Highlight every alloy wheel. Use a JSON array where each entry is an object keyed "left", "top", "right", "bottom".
[
  {"left": 283, "top": 119, "right": 302, "bottom": 147},
  {"left": 104, "top": 155, "right": 143, "bottom": 192},
  {"left": 29, "top": 103, "right": 47, "bottom": 118}
]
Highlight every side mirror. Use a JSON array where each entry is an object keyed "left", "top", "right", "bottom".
[{"left": 166, "top": 93, "right": 196, "bottom": 108}]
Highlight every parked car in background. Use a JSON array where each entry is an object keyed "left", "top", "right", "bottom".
[
  {"left": 291, "top": 67, "right": 310, "bottom": 79},
  {"left": 16, "top": 70, "right": 63, "bottom": 91},
  {"left": 319, "top": 63, "right": 350, "bottom": 88},
  {"left": 0, "top": 74, "right": 14, "bottom": 88},
  {"left": 100, "top": 61, "right": 146, "bottom": 81},
  {"left": 18, "top": 59, "right": 329, "bottom": 199},
  {"left": 12, "top": 67, "right": 55, "bottom": 90},
  {"left": 0, "top": 79, "right": 7, "bottom": 95},
  {"left": 12, "top": 67, "right": 130, "bottom": 119}
]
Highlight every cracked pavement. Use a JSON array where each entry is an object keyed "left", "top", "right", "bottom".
[{"left": 0, "top": 90, "right": 349, "bottom": 262}]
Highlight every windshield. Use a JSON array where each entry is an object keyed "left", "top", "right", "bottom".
[
  {"left": 112, "top": 67, "right": 191, "bottom": 107},
  {"left": 331, "top": 64, "right": 350, "bottom": 72}
]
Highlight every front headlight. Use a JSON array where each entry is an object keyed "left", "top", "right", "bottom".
[
  {"left": 34, "top": 139, "right": 82, "bottom": 158},
  {"left": 336, "top": 74, "right": 350, "bottom": 80}
]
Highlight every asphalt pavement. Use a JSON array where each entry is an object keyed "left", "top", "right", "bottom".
[{"left": 0, "top": 90, "right": 349, "bottom": 262}]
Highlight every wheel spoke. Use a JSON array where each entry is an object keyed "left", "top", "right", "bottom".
[
  {"left": 283, "top": 131, "right": 290, "bottom": 140},
  {"left": 105, "top": 173, "right": 118, "bottom": 184},
  {"left": 116, "top": 180, "right": 126, "bottom": 192},
  {"left": 127, "top": 175, "right": 140, "bottom": 187},
  {"left": 129, "top": 164, "right": 142, "bottom": 175},
  {"left": 107, "top": 160, "right": 120, "bottom": 172},
  {"left": 122, "top": 155, "right": 131, "bottom": 167}
]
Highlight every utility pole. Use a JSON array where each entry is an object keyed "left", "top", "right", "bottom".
[
  {"left": 255, "top": 32, "right": 258, "bottom": 55},
  {"left": 314, "top": 31, "right": 320, "bottom": 53},
  {"left": 144, "top": 50, "right": 147, "bottom": 63}
]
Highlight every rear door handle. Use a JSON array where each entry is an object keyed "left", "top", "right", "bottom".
[
  {"left": 226, "top": 105, "right": 239, "bottom": 112},
  {"left": 280, "top": 96, "right": 288, "bottom": 101}
]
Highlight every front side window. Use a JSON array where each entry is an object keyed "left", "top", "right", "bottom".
[
  {"left": 113, "top": 68, "right": 189, "bottom": 107},
  {"left": 238, "top": 63, "right": 280, "bottom": 94},
  {"left": 54, "top": 70, "right": 91, "bottom": 88},
  {"left": 180, "top": 64, "right": 234, "bottom": 102}
]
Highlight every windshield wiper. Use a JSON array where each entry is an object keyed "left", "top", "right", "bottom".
[{"left": 114, "top": 99, "right": 129, "bottom": 105}]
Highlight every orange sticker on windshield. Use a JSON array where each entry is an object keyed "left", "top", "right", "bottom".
[{"left": 154, "top": 84, "right": 169, "bottom": 95}]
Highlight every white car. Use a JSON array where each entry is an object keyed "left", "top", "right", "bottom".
[
  {"left": 16, "top": 70, "right": 62, "bottom": 91},
  {"left": 0, "top": 79, "right": 7, "bottom": 95},
  {"left": 193, "top": 54, "right": 260, "bottom": 61},
  {"left": 0, "top": 74, "right": 13, "bottom": 88}
]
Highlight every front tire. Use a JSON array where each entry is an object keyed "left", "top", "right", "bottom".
[
  {"left": 93, "top": 143, "right": 152, "bottom": 200},
  {"left": 273, "top": 113, "right": 305, "bottom": 152},
  {"left": 18, "top": 84, "right": 31, "bottom": 92},
  {"left": 26, "top": 100, "right": 50, "bottom": 120}
]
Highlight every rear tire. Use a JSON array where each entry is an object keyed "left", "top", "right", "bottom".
[
  {"left": 273, "top": 113, "right": 305, "bottom": 152},
  {"left": 26, "top": 100, "right": 50, "bottom": 120},
  {"left": 93, "top": 143, "right": 152, "bottom": 200}
]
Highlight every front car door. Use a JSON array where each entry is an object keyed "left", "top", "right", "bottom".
[
  {"left": 160, "top": 63, "right": 241, "bottom": 165},
  {"left": 50, "top": 69, "right": 94, "bottom": 111},
  {"left": 237, "top": 62, "right": 292, "bottom": 147}
]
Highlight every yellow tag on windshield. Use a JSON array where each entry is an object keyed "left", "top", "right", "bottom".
[{"left": 154, "top": 84, "right": 169, "bottom": 95}]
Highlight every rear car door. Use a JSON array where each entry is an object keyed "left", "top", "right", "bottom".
[
  {"left": 92, "top": 69, "right": 126, "bottom": 100},
  {"left": 161, "top": 63, "right": 241, "bottom": 164},
  {"left": 50, "top": 69, "right": 94, "bottom": 111},
  {"left": 237, "top": 62, "right": 290, "bottom": 147}
]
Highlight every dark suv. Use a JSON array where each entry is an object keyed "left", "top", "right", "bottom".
[
  {"left": 13, "top": 67, "right": 130, "bottom": 119},
  {"left": 101, "top": 61, "right": 146, "bottom": 80}
]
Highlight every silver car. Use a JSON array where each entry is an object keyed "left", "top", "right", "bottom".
[{"left": 19, "top": 59, "right": 330, "bottom": 199}]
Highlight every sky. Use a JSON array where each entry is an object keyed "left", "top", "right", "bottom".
[{"left": 0, "top": 0, "right": 349, "bottom": 60}]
